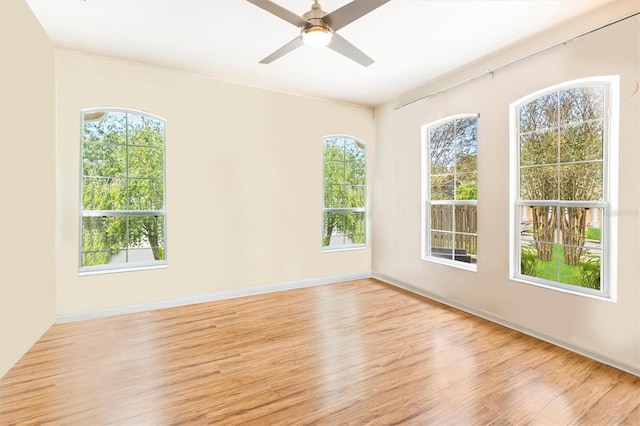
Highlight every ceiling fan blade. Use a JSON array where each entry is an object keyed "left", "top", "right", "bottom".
[
  {"left": 247, "top": 0, "right": 309, "bottom": 27},
  {"left": 327, "top": 33, "right": 374, "bottom": 67},
  {"left": 323, "top": 0, "right": 391, "bottom": 32},
  {"left": 259, "top": 36, "right": 304, "bottom": 64}
]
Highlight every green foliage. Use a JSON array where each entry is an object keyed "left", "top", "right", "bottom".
[
  {"left": 577, "top": 253, "right": 601, "bottom": 289},
  {"left": 456, "top": 182, "right": 477, "bottom": 201},
  {"left": 519, "top": 86, "right": 605, "bottom": 274},
  {"left": 81, "top": 111, "right": 165, "bottom": 267},
  {"left": 520, "top": 245, "right": 539, "bottom": 277},
  {"left": 521, "top": 243, "right": 601, "bottom": 290},
  {"left": 585, "top": 227, "right": 601, "bottom": 241},
  {"left": 323, "top": 137, "right": 366, "bottom": 247}
]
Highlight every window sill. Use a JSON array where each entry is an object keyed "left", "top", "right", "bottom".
[
  {"left": 510, "top": 275, "right": 614, "bottom": 302},
  {"left": 322, "top": 245, "right": 367, "bottom": 253},
  {"left": 80, "top": 263, "right": 167, "bottom": 277},
  {"left": 422, "top": 256, "right": 477, "bottom": 272}
]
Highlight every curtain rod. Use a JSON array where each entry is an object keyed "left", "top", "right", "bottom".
[{"left": 394, "top": 11, "right": 640, "bottom": 111}]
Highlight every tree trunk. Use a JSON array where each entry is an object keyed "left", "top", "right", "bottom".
[
  {"left": 531, "top": 206, "right": 556, "bottom": 261},
  {"left": 324, "top": 215, "right": 338, "bottom": 246},
  {"left": 561, "top": 207, "right": 586, "bottom": 266},
  {"left": 144, "top": 217, "right": 163, "bottom": 260}
]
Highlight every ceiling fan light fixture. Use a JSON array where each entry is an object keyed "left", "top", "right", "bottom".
[{"left": 301, "top": 24, "right": 333, "bottom": 48}]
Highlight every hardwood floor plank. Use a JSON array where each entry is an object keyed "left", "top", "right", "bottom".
[{"left": 0, "top": 278, "right": 638, "bottom": 425}]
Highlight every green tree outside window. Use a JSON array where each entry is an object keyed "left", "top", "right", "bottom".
[
  {"left": 323, "top": 136, "right": 366, "bottom": 249},
  {"left": 81, "top": 110, "right": 166, "bottom": 270}
]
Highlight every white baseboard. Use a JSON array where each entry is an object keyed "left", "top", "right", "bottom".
[
  {"left": 56, "top": 270, "right": 371, "bottom": 324},
  {"left": 373, "top": 272, "right": 640, "bottom": 378}
]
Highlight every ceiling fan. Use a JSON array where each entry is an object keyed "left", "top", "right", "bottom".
[{"left": 247, "top": 0, "right": 390, "bottom": 67}]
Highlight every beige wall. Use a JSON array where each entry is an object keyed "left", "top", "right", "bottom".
[
  {"left": 373, "top": 1, "right": 640, "bottom": 374},
  {"left": 55, "top": 51, "right": 374, "bottom": 315},
  {"left": 0, "top": 0, "right": 56, "bottom": 378}
]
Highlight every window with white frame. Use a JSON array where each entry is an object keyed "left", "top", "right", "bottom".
[
  {"left": 510, "top": 76, "right": 618, "bottom": 298},
  {"left": 322, "top": 135, "right": 366, "bottom": 250},
  {"left": 422, "top": 115, "right": 478, "bottom": 268},
  {"left": 80, "top": 109, "right": 166, "bottom": 272}
]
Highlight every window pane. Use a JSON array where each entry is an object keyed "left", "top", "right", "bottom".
[
  {"left": 322, "top": 136, "right": 366, "bottom": 249},
  {"left": 560, "top": 206, "right": 597, "bottom": 246},
  {"left": 431, "top": 148, "right": 455, "bottom": 174},
  {"left": 346, "top": 211, "right": 366, "bottom": 244},
  {"left": 324, "top": 184, "right": 345, "bottom": 208},
  {"left": 431, "top": 231, "right": 454, "bottom": 260},
  {"left": 346, "top": 185, "right": 365, "bottom": 209},
  {"left": 520, "top": 130, "right": 557, "bottom": 167},
  {"left": 82, "top": 142, "right": 126, "bottom": 177},
  {"left": 519, "top": 92, "right": 559, "bottom": 132},
  {"left": 519, "top": 208, "right": 602, "bottom": 290},
  {"left": 520, "top": 241, "right": 602, "bottom": 290},
  {"left": 455, "top": 117, "right": 478, "bottom": 158},
  {"left": 515, "top": 80, "right": 612, "bottom": 296},
  {"left": 518, "top": 206, "right": 533, "bottom": 235},
  {"left": 527, "top": 205, "right": 558, "bottom": 243},
  {"left": 83, "top": 111, "right": 126, "bottom": 144},
  {"left": 127, "top": 114, "right": 164, "bottom": 147},
  {"left": 455, "top": 205, "right": 477, "bottom": 234},
  {"left": 456, "top": 173, "right": 477, "bottom": 200},
  {"left": 424, "top": 115, "right": 478, "bottom": 267},
  {"left": 346, "top": 159, "right": 365, "bottom": 186},
  {"left": 82, "top": 216, "right": 126, "bottom": 267},
  {"left": 128, "top": 216, "right": 165, "bottom": 261},
  {"left": 559, "top": 122, "right": 603, "bottom": 163},
  {"left": 455, "top": 151, "right": 477, "bottom": 174},
  {"left": 557, "top": 248, "right": 602, "bottom": 290},
  {"left": 324, "top": 138, "right": 345, "bottom": 161},
  {"left": 584, "top": 207, "right": 603, "bottom": 244},
  {"left": 323, "top": 211, "right": 343, "bottom": 247},
  {"left": 128, "top": 178, "right": 164, "bottom": 210},
  {"left": 520, "top": 166, "right": 558, "bottom": 201},
  {"left": 430, "top": 121, "right": 454, "bottom": 152},
  {"left": 344, "top": 139, "right": 361, "bottom": 161},
  {"left": 559, "top": 163, "right": 602, "bottom": 201},
  {"left": 81, "top": 109, "right": 166, "bottom": 271},
  {"left": 324, "top": 160, "right": 344, "bottom": 185},
  {"left": 454, "top": 233, "right": 476, "bottom": 263},
  {"left": 519, "top": 241, "right": 558, "bottom": 281},
  {"left": 431, "top": 204, "right": 453, "bottom": 231},
  {"left": 128, "top": 146, "right": 164, "bottom": 178},
  {"left": 431, "top": 174, "right": 454, "bottom": 200},
  {"left": 559, "top": 87, "right": 604, "bottom": 124},
  {"left": 454, "top": 204, "right": 478, "bottom": 263},
  {"left": 324, "top": 211, "right": 364, "bottom": 248},
  {"left": 82, "top": 177, "right": 127, "bottom": 210}
]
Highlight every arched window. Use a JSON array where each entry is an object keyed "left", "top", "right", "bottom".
[
  {"left": 510, "top": 76, "right": 619, "bottom": 298},
  {"left": 322, "top": 135, "right": 366, "bottom": 250},
  {"left": 80, "top": 108, "right": 166, "bottom": 273},
  {"left": 422, "top": 115, "right": 478, "bottom": 269}
]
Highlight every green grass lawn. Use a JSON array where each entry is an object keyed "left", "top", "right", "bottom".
[
  {"left": 522, "top": 243, "right": 601, "bottom": 289},
  {"left": 535, "top": 245, "right": 578, "bottom": 284},
  {"left": 585, "top": 227, "right": 601, "bottom": 241}
]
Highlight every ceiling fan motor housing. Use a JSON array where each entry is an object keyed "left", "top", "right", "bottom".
[{"left": 301, "top": 2, "right": 333, "bottom": 47}]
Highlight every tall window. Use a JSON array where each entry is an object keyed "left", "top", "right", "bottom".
[
  {"left": 322, "top": 135, "right": 366, "bottom": 250},
  {"left": 80, "top": 109, "right": 166, "bottom": 272},
  {"left": 510, "top": 76, "right": 618, "bottom": 298},
  {"left": 422, "top": 115, "right": 478, "bottom": 269}
]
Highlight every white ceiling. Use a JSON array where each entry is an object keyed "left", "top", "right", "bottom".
[{"left": 26, "top": 0, "right": 612, "bottom": 107}]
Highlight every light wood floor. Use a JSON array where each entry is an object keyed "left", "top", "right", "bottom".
[{"left": 0, "top": 278, "right": 638, "bottom": 425}]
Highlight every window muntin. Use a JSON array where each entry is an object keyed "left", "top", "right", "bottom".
[
  {"left": 511, "top": 77, "right": 617, "bottom": 298},
  {"left": 322, "top": 136, "right": 366, "bottom": 250},
  {"left": 422, "top": 115, "right": 478, "bottom": 269},
  {"left": 80, "top": 109, "right": 166, "bottom": 273}
]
